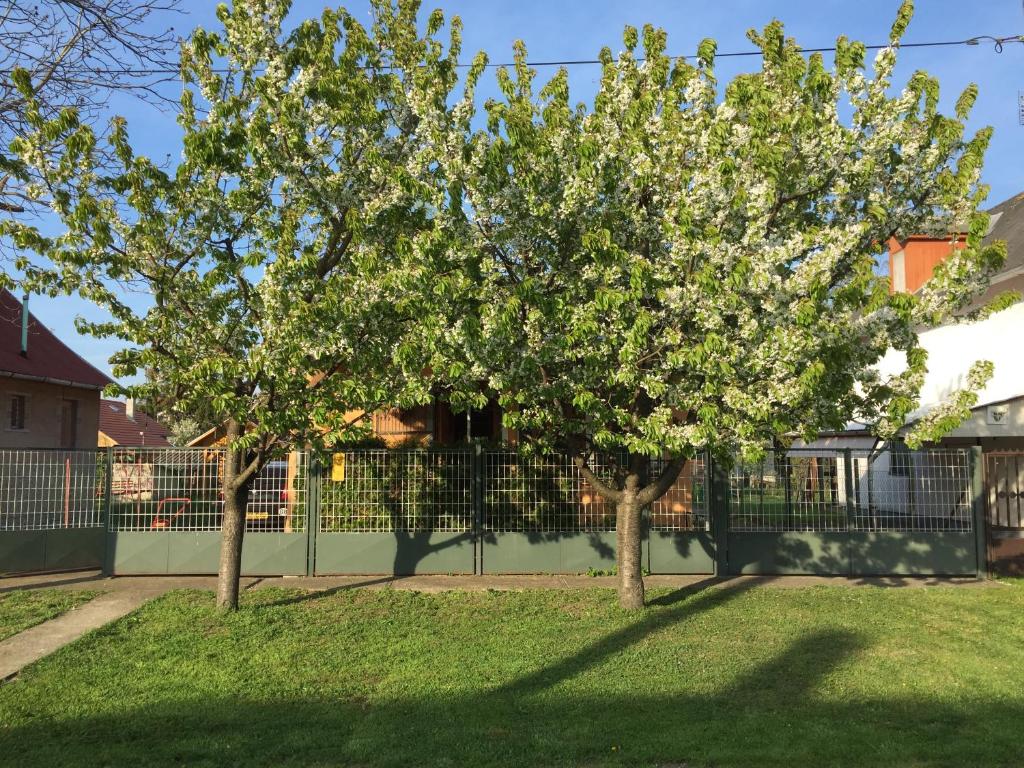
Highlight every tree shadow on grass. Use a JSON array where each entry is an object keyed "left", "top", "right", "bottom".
[{"left": 0, "top": 579, "right": 1019, "bottom": 767}]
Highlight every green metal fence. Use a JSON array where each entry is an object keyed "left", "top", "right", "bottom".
[
  {"left": 0, "top": 445, "right": 987, "bottom": 578},
  {"left": 314, "top": 448, "right": 475, "bottom": 575},
  {"left": 477, "top": 451, "right": 712, "bottom": 574},
  {"left": 482, "top": 450, "right": 623, "bottom": 574},
  {"left": 0, "top": 448, "right": 106, "bottom": 574},
  {"left": 726, "top": 448, "right": 979, "bottom": 575},
  {"left": 105, "top": 447, "right": 309, "bottom": 575}
]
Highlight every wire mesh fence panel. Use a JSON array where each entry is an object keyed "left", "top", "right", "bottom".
[
  {"left": 729, "top": 447, "right": 974, "bottom": 533},
  {"left": 483, "top": 451, "right": 625, "bottom": 533},
  {"left": 249, "top": 452, "right": 307, "bottom": 533},
  {"left": 319, "top": 449, "right": 473, "bottom": 532},
  {"left": 852, "top": 448, "right": 972, "bottom": 532},
  {"left": 650, "top": 455, "right": 709, "bottom": 532},
  {"left": 108, "top": 448, "right": 308, "bottom": 533},
  {"left": 0, "top": 449, "right": 105, "bottom": 531},
  {"left": 729, "top": 450, "right": 846, "bottom": 532}
]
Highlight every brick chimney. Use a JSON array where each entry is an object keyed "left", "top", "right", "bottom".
[{"left": 888, "top": 235, "right": 965, "bottom": 294}]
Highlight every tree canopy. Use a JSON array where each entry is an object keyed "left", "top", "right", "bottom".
[
  {"left": 4, "top": 0, "right": 465, "bottom": 607},
  {"left": 438, "top": 1, "right": 1008, "bottom": 606},
  {"left": 444, "top": 3, "right": 1006, "bottom": 464},
  {"left": 0, "top": 0, "right": 180, "bottom": 228}
]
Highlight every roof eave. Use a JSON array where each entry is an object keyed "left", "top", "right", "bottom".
[{"left": 0, "top": 370, "right": 107, "bottom": 391}]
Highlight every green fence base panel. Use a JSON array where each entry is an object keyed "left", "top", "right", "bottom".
[
  {"left": 481, "top": 531, "right": 621, "bottom": 574},
  {"left": 109, "top": 531, "right": 169, "bottom": 574},
  {"left": 648, "top": 531, "right": 715, "bottom": 575},
  {"left": 43, "top": 528, "right": 105, "bottom": 572},
  {"left": 849, "top": 532, "right": 977, "bottom": 576},
  {"left": 109, "top": 532, "right": 307, "bottom": 576},
  {"left": 242, "top": 533, "right": 308, "bottom": 576},
  {"left": 165, "top": 532, "right": 220, "bottom": 574},
  {"left": 0, "top": 529, "right": 104, "bottom": 575},
  {"left": 314, "top": 531, "right": 474, "bottom": 575},
  {"left": 0, "top": 531, "right": 46, "bottom": 575},
  {"left": 727, "top": 532, "right": 850, "bottom": 575}
]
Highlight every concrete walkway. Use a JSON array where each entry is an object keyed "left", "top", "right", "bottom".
[{"left": 0, "top": 590, "right": 156, "bottom": 681}]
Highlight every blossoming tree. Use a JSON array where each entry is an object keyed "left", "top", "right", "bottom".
[
  {"left": 5, "top": 0, "right": 464, "bottom": 609},
  {"left": 446, "top": 2, "right": 1009, "bottom": 608}
]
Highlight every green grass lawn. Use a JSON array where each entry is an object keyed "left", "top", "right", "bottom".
[
  {"left": 0, "top": 581, "right": 1022, "bottom": 767},
  {"left": 0, "top": 589, "right": 99, "bottom": 642}
]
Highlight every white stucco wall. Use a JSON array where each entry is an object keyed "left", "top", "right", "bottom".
[{"left": 875, "top": 301, "right": 1024, "bottom": 437}]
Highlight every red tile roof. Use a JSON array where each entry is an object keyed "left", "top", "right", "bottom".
[
  {"left": 0, "top": 290, "right": 112, "bottom": 390},
  {"left": 99, "top": 399, "right": 171, "bottom": 447}
]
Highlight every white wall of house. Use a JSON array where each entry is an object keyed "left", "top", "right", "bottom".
[
  {"left": 939, "top": 396, "right": 1024, "bottom": 442},
  {"left": 876, "top": 301, "right": 1024, "bottom": 429}
]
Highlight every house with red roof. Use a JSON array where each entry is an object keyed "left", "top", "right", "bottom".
[
  {"left": 0, "top": 290, "right": 111, "bottom": 450},
  {"left": 98, "top": 398, "right": 170, "bottom": 447}
]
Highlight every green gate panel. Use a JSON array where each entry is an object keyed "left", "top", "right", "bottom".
[
  {"left": 481, "top": 531, "right": 620, "bottom": 574},
  {"left": 849, "top": 532, "right": 977, "bottom": 576},
  {"left": 481, "top": 532, "right": 560, "bottom": 574},
  {"left": 727, "top": 532, "right": 850, "bottom": 575},
  {"left": 165, "top": 532, "right": 221, "bottom": 574},
  {"left": 242, "top": 533, "right": 307, "bottom": 575},
  {"left": 108, "top": 531, "right": 170, "bottom": 574},
  {"left": 43, "top": 528, "right": 105, "bottom": 572},
  {"left": 315, "top": 531, "right": 474, "bottom": 575},
  {"left": 110, "top": 531, "right": 310, "bottom": 575},
  {"left": 648, "top": 531, "right": 715, "bottom": 574},
  {"left": 0, "top": 531, "right": 46, "bottom": 574},
  {"left": 561, "top": 532, "right": 619, "bottom": 573}
]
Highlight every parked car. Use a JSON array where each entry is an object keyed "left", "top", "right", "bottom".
[{"left": 245, "top": 460, "right": 294, "bottom": 531}]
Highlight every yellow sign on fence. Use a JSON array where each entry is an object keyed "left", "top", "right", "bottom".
[{"left": 331, "top": 453, "right": 346, "bottom": 482}]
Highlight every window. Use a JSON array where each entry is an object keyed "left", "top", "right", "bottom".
[
  {"left": 889, "top": 441, "right": 913, "bottom": 477},
  {"left": 9, "top": 394, "right": 25, "bottom": 430},
  {"left": 60, "top": 399, "right": 78, "bottom": 448}
]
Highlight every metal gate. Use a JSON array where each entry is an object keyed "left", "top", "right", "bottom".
[
  {"left": 0, "top": 449, "right": 106, "bottom": 574},
  {"left": 725, "top": 448, "right": 983, "bottom": 576},
  {"left": 986, "top": 451, "right": 1024, "bottom": 575},
  {"left": 105, "top": 448, "right": 308, "bottom": 576},
  {"left": 479, "top": 451, "right": 713, "bottom": 575},
  {"left": 312, "top": 449, "right": 475, "bottom": 575}
]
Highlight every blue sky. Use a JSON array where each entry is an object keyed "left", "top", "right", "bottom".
[{"left": 20, "top": 0, "right": 1024, "bottom": 383}]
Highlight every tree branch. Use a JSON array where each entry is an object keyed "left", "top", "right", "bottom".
[{"left": 637, "top": 456, "right": 687, "bottom": 507}]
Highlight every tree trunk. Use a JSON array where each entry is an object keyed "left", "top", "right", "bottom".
[
  {"left": 216, "top": 421, "right": 249, "bottom": 610},
  {"left": 616, "top": 475, "right": 645, "bottom": 610},
  {"left": 571, "top": 448, "right": 687, "bottom": 611}
]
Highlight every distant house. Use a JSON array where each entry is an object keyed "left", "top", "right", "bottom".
[
  {"left": 0, "top": 290, "right": 110, "bottom": 450},
  {"left": 803, "top": 191, "right": 1024, "bottom": 574},
  {"left": 187, "top": 400, "right": 506, "bottom": 449},
  {"left": 880, "top": 190, "right": 1024, "bottom": 451},
  {"left": 888, "top": 191, "right": 1024, "bottom": 311},
  {"left": 98, "top": 399, "right": 171, "bottom": 447}
]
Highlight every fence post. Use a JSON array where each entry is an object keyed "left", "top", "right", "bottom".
[
  {"left": 306, "top": 453, "right": 322, "bottom": 577},
  {"left": 101, "top": 447, "right": 114, "bottom": 576},
  {"left": 474, "top": 444, "right": 484, "bottom": 576},
  {"left": 969, "top": 446, "right": 988, "bottom": 579},
  {"left": 710, "top": 455, "right": 730, "bottom": 577},
  {"left": 843, "top": 448, "right": 855, "bottom": 577}
]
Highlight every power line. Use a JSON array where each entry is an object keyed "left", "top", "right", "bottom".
[
  {"left": 0, "top": 33, "right": 1021, "bottom": 76},
  {"left": 482, "top": 34, "right": 1024, "bottom": 68}
]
